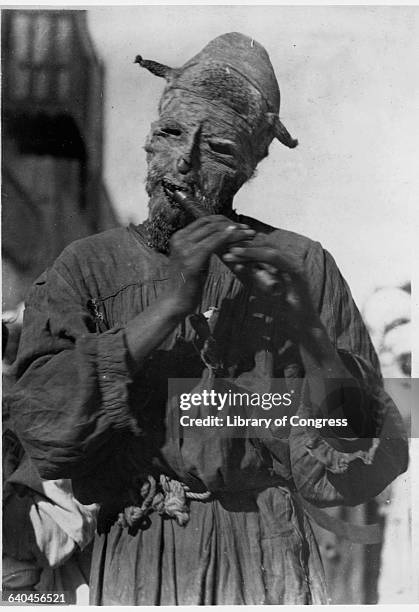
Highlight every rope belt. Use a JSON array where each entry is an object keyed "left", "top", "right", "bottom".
[
  {"left": 117, "top": 475, "right": 212, "bottom": 531},
  {"left": 117, "top": 475, "right": 382, "bottom": 544}
]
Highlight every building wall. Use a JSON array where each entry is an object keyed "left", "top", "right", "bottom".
[{"left": 2, "top": 9, "right": 119, "bottom": 319}]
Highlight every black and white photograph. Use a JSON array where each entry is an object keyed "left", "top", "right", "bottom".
[{"left": 2, "top": 4, "right": 418, "bottom": 607}]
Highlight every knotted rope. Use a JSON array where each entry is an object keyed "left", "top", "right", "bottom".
[{"left": 117, "top": 474, "right": 212, "bottom": 531}]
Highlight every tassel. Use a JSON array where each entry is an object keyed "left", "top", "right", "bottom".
[
  {"left": 134, "top": 55, "right": 173, "bottom": 81},
  {"left": 266, "top": 113, "right": 298, "bottom": 149}
]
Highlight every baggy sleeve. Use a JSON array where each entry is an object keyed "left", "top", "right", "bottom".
[
  {"left": 4, "top": 247, "right": 142, "bottom": 484},
  {"left": 289, "top": 245, "right": 409, "bottom": 507}
]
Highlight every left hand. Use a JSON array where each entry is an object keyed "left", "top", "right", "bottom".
[{"left": 222, "top": 243, "right": 320, "bottom": 332}]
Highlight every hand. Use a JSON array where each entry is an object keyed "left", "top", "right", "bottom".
[
  {"left": 168, "top": 216, "right": 256, "bottom": 314},
  {"left": 222, "top": 243, "right": 320, "bottom": 333}
]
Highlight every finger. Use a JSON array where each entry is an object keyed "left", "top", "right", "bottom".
[
  {"left": 253, "top": 268, "right": 283, "bottom": 291},
  {"left": 229, "top": 262, "right": 255, "bottom": 287},
  {"left": 223, "top": 228, "right": 256, "bottom": 245},
  {"left": 197, "top": 229, "right": 255, "bottom": 254},
  {"left": 186, "top": 222, "right": 231, "bottom": 243},
  {"left": 189, "top": 223, "right": 254, "bottom": 243},
  {"left": 173, "top": 221, "right": 251, "bottom": 250},
  {"left": 233, "top": 264, "right": 245, "bottom": 274},
  {"left": 177, "top": 215, "right": 250, "bottom": 239},
  {"left": 182, "top": 214, "right": 249, "bottom": 229},
  {"left": 226, "top": 246, "right": 277, "bottom": 262},
  {"left": 254, "top": 262, "right": 278, "bottom": 275},
  {"left": 227, "top": 262, "right": 282, "bottom": 295},
  {"left": 225, "top": 239, "right": 255, "bottom": 250},
  {"left": 174, "top": 215, "right": 233, "bottom": 236},
  {"left": 224, "top": 246, "right": 300, "bottom": 273}
]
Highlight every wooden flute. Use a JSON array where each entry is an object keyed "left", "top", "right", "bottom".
[{"left": 166, "top": 187, "right": 208, "bottom": 218}]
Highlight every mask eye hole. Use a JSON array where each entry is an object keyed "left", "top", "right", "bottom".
[
  {"left": 208, "top": 139, "right": 235, "bottom": 156},
  {"left": 157, "top": 125, "right": 182, "bottom": 137}
]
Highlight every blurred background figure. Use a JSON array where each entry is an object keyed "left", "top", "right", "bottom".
[
  {"left": 2, "top": 302, "right": 24, "bottom": 393},
  {"left": 312, "top": 282, "right": 413, "bottom": 604},
  {"left": 2, "top": 9, "right": 116, "bottom": 603},
  {"left": 363, "top": 284, "right": 411, "bottom": 380},
  {"left": 363, "top": 283, "right": 415, "bottom": 603}
]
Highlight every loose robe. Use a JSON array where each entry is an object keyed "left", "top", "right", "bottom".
[{"left": 5, "top": 217, "right": 408, "bottom": 604}]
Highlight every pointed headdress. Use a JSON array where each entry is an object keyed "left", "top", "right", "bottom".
[{"left": 135, "top": 32, "right": 298, "bottom": 157}]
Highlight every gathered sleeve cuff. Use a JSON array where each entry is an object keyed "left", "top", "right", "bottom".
[
  {"left": 289, "top": 378, "right": 408, "bottom": 507},
  {"left": 96, "top": 329, "right": 141, "bottom": 434},
  {"left": 288, "top": 244, "right": 409, "bottom": 507}
]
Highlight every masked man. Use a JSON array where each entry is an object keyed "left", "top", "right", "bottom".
[{"left": 5, "top": 33, "right": 408, "bottom": 605}]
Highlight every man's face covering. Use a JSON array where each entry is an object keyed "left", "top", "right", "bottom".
[
  {"left": 137, "top": 32, "right": 298, "bottom": 253},
  {"left": 144, "top": 97, "right": 256, "bottom": 253}
]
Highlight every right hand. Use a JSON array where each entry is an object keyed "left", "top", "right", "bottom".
[{"left": 168, "top": 215, "right": 255, "bottom": 314}]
